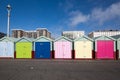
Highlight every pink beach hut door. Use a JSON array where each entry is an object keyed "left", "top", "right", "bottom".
[
  {"left": 105, "top": 41, "right": 114, "bottom": 58},
  {"left": 97, "top": 41, "right": 105, "bottom": 58},
  {"left": 54, "top": 42, "right": 63, "bottom": 58},
  {"left": 62, "top": 42, "right": 71, "bottom": 58},
  {"left": 54, "top": 41, "right": 71, "bottom": 59},
  {"left": 97, "top": 40, "right": 114, "bottom": 59}
]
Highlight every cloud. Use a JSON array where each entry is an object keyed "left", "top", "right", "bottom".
[
  {"left": 68, "top": 2, "right": 120, "bottom": 27},
  {"left": 91, "top": 2, "right": 120, "bottom": 25},
  {"left": 68, "top": 11, "right": 89, "bottom": 27},
  {"left": 59, "top": 0, "right": 74, "bottom": 12}
]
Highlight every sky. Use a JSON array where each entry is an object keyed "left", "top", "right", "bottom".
[{"left": 0, "top": 0, "right": 120, "bottom": 38}]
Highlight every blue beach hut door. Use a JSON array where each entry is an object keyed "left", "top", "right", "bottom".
[{"left": 35, "top": 42, "right": 50, "bottom": 59}]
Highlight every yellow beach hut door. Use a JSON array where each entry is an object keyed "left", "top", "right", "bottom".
[
  {"left": 75, "top": 41, "right": 92, "bottom": 59},
  {"left": 16, "top": 42, "right": 32, "bottom": 58}
]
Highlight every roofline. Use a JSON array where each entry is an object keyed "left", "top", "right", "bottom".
[
  {"left": 94, "top": 35, "right": 116, "bottom": 41},
  {"left": 74, "top": 35, "right": 93, "bottom": 41},
  {"left": 12, "top": 29, "right": 24, "bottom": 31},
  {"left": 34, "top": 36, "right": 53, "bottom": 42},
  {"left": 54, "top": 36, "right": 73, "bottom": 42},
  {"left": 0, "top": 37, "right": 14, "bottom": 42},
  {"left": 15, "top": 37, "right": 33, "bottom": 42},
  {"left": 36, "top": 28, "right": 48, "bottom": 30}
]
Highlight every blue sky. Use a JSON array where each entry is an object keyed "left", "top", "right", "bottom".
[{"left": 0, "top": 0, "right": 120, "bottom": 38}]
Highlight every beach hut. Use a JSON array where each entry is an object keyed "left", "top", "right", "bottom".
[
  {"left": 34, "top": 36, "right": 52, "bottom": 59},
  {"left": 95, "top": 36, "right": 116, "bottom": 59},
  {"left": 111, "top": 35, "right": 120, "bottom": 59},
  {"left": 0, "top": 37, "right": 14, "bottom": 58},
  {"left": 54, "top": 36, "right": 72, "bottom": 59},
  {"left": 15, "top": 37, "right": 33, "bottom": 59},
  {"left": 117, "top": 37, "right": 120, "bottom": 59},
  {"left": 74, "top": 35, "right": 94, "bottom": 59}
]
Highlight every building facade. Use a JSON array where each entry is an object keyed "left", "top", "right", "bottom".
[
  {"left": 12, "top": 29, "right": 24, "bottom": 38},
  {"left": 88, "top": 30, "right": 120, "bottom": 38},
  {"left": 62, "top": 31, "right": 85, "bottom": 40},
  {"left": 12, "top": 28, "right": 51, "bottom": 38},
  {"left": 36, "top": 28, "right": 47, "bottom": 37}
]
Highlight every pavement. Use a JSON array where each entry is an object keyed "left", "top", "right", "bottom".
[{"left": 0, "top": 59, "right": 120, "bottom": 80}]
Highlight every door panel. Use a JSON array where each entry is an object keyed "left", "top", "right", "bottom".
[
  {"left": 75, "top": 41, "right": 92, "bottom": 58},
  {"left": 0, "top": 42, "right": 3, "bottom": 56},
  {"left": 0, "top": 42, "right": 14, "bottom": 57},
  {"left": 105, "top": 41, "right": 114, "bottom": 58},
  {"left": 63, "top": 42, "right": 71, "bottom": 58},
  {"left": 43, "top": 42, "right": 50, "bottom": 58},
  {"left": 16, "top": 44, "right": 23, "bottom": 58},
  {"left": 6, "top": 42, "right": 14, "bottom": 57},
  {"left": 0, "top": 42, "right": 6, "bottom": 57},
  {"left": 75, "top": 42, "right": 84, "bottom": 58},
  {"left": 84, "top": 41, "right": 92, "bottom": 58},
  {"left": 35, "top": 42, "right": 50, "bottom": 58},
  {"left": 16, "top": 42, "right": 32, "bottom": 58},
  {"left": 97, "top": 40, "right": 114, "bottom": 59},
  {"left": 54, "top": 41, "right": 71, "bottom": 59},
  {"left": 35, "top": 42, "right": 41, "bottom": 58},
  {"left": 24, "top": 43, "right": 32, "bottom": 58},
  {"left": 54, "top": 42, "right": 63, "bottom": 58},
  {"left": 97, "top": 41, "right": 106, "bottom": 58}
]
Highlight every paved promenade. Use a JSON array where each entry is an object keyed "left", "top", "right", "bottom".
[{"left": 0, "top": 59, "right": 120, "bottom": 80}]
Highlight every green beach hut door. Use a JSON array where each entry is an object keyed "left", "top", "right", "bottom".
[{"left": 16, "top": 42, "right": 32, "bottom": 58}]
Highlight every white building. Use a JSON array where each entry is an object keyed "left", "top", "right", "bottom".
[
  {"left": 62, "top": 31, "right": 85, "bottom": 40},
  {"left": 88, "top": 30, "right": 120, "bottom": 38}
]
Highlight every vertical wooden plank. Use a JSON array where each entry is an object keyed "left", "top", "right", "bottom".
[
  {"left": 54, "top": 42, "right": 63, "bottom": 58},
  {"left": 63, "top": 42, "right": 72, "bottom": 58},
  {"left": 97, "top": 41, "right": 106, "bottom": 59},
  {"left": 106, "top": 41, "right": 114, "bottom": 58}
]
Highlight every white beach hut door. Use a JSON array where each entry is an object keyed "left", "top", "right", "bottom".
[
  {"left": 0, "top": 42, "right": 6, "bottom": 57},
  {"left": 0, "top": 42, "right": 14, "bottom": 57},
  {"left": 7, "top": 42, "right": 14, "bottom": 57}
]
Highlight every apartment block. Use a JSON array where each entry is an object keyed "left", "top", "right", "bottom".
[
  {"left": 12, "top": 28, "right": 51, "bottom": 38},
  {"left": 88, "top": 30, "right": 120, "bottom": 38},
  {"left": 12, "top": 29, "right": 24, "bottom": 38},
  {"left": 62, "top": 31, "right": 85, "bottom": 40}
]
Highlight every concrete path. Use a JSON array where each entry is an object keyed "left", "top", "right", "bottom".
[{"left": 0, "top": 59, "right": 120, "bottom": 80}]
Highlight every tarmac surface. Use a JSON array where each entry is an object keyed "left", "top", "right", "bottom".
[{"left": 0, "top": 59, "right": 120, "bottom": 80}]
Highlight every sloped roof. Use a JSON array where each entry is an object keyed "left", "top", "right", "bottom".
[
  {"left": 111, "top": 35, "right": 120, "bottom": 40},
  {"left": 34, "top": 36, "right": 53, "bottom": 42},
  {"left": 0, "top": 37, "right": 14, "bottom": 42},
  {"left": 54, "top": 36, "right": 73, "bottom": 42},
  {"left": 15, "top": 37, "right": 32, "bottom": 43},
  {"left": 74, "top": 35, "right": 93, "bottom": 42},
  {"left": 94, "top": 36, "right": 116, "bottom": 41}
]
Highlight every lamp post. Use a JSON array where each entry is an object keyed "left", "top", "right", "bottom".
[{"left": 7, "top": 4, "right": 11, "bottom": 37}]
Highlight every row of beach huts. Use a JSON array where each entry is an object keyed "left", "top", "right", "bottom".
[{"left": 0, "top": 35, "right": 120, "bottom": 60}]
